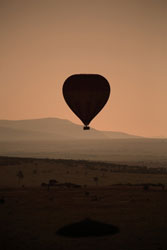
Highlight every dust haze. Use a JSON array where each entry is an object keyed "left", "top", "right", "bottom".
[{"left": 1, "top": 118, "right": 167, "bottom": 250}]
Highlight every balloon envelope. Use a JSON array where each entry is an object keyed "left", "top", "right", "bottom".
[{"left": 63, "top": 74, "right": 110, "bottom": 129}]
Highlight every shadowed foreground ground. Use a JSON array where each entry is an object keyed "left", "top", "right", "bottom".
[{"left": 0, "top": 185, "right": 167, "bottom": 250}]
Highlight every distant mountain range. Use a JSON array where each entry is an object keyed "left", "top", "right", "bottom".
[{"left": 0, "top": 118, "right": 141, "bottom": 141}]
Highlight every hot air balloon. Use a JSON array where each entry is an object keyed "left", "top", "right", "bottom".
[{"left": 63, "top": 74, "right": 110, "bottom": 130}]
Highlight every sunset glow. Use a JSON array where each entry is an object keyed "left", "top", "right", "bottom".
[{"left": 1, "top": 0, "right": 167, "bottom": 137}]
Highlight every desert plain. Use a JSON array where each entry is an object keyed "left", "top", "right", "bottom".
[{"left": 0, "top": 156, "right": 167, "bottom": 250}]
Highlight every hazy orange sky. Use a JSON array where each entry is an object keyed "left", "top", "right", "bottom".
[{"left": 1, "top": 0, "right": 167, "bottom": 137}]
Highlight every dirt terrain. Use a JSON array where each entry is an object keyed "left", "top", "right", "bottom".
[{"left": 0, "top": 157, "right": 167, "bottom": 250}]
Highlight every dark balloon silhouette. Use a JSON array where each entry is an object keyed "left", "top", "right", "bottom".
[{"left": 63, "top": 74, "right": 110, "bottom": 130}]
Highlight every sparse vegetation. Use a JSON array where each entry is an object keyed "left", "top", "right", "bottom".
[
  {"left": 0, "top": 197, "right": 5, "bottom": 204},
  {"left": 16, "top": 170, "right": 24, "bottom": 185},
  {"left": 0, "top": 156, "right": 166, "bottom": 188},
  {"left": 93, "top": 177, "right": 99, "bottom": 186},
  {"left": 33, "top": 169, "right": 37, "bottom": 175},
  {"left": 0, "top": 156, "right": 167, "bottom": 250}
]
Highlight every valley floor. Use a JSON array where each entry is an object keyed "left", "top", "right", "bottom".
[
  {"left": 0, "top": 186, "right": 167, "bottom": 250},
  {"left": 0, "top": 156, "right": 167, "bottom": 250}
]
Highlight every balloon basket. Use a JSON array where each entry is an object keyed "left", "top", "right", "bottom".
[{"left": 83, "top": 126, "right": 90, "bottom": 130}]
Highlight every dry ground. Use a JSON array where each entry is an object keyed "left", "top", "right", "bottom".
[
  {"left": 0, "top": 157, "right": 167, "bottom": 188},
  {"left": 0, "top": 186, "right": 167, "bottom": 250},
  {"left": 0, "top": 157, "right": 167, "bottom": 250}
]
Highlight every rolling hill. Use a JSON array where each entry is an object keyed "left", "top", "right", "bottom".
[
  {"left": 0, "top": 117, "right": 141, "bottom": 141},
  {"left": 0, "top": 118, "right": 167, "bottom": 167}
]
